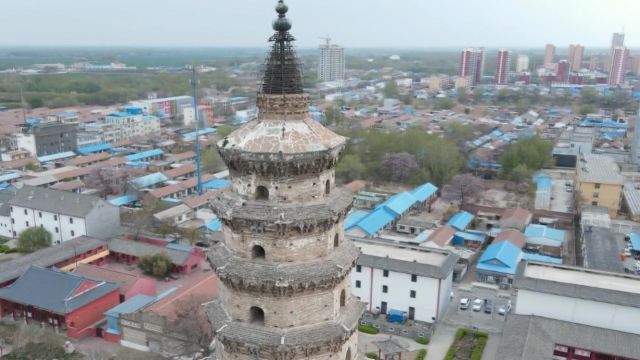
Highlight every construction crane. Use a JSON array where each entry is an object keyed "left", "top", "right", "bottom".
[{"left": 319, "top": 35, "right": 331, "bottom": 47}]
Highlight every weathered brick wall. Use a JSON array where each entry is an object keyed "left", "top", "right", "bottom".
[
  {"left": 218, "top": 276, "right": 351, "bottom": 328},
  {"left": 230, "top": 168, "right": 336, "bottom": 203},
  {"left": 223, "top": 220, "right": 345, "bottom": 262}
]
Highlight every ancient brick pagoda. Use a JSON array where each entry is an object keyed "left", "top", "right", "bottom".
[{"left": 206, "top": 1, "right": 363, "bottom": 359}]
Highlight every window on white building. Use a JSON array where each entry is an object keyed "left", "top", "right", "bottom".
[
  {"left": 383, "top": 270, "right": 389, "bottom": 277},
  {"left": 55, "top": 227, "right": 59, "bottom": 233},
  {"left": 411, "top": 274, "right": 417, "bottom": 282},
  {"left": 25, "top": 221, "right": 29, "bottom": 227},
  {"left": 382, "top": 285, "right": 388, "bottom": 293},
  {"left": 356, "top": 265, "right": 362, "bottom": 273},
  {"left": 38, "top": 212, "right": 42, "bottom": 218},
  {"left": 54, "top": 215, "right": 57, "bottom": 221},
  {"left": 24, "top": 209, "right": 27, "bottom": 215},
  {"left": 69, "top": 218, "right": 74, "bottom": 224},
  {"left": 71, "top": 230, "right": 75, "bottom": 237},
  {"left": 410, "top": 290, "right": 416, "bottom": 298},
  {"left": 355, "top": 280, "right": 361, "bottom": 288}
]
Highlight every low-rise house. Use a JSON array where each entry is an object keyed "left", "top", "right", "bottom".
[
  {"left": 447, "top": 211, "right": 474, "bottom": 231},
  {"left": 7, "top": 185, "right": 121, "bottom": 242},
  {"left": 0, "top": 266, "right": 120, "bottom": 339},
  {"left": 499, "top": 208, "right": 532, "bottom": 231},
  {"left": 422, "top": 225, "right": 456, "bottom": 249},
  {"left": 108, "top": 238, "right": 205, "bottom": 275},
  {"left": 476, "top": 241, "right": 522, "bottom": 287},
  {"left": 493, "top": 228, "right": 526, "bottom": 249},
  {"left": 524, "top": 224, "right": 565, "bottom": 257}
]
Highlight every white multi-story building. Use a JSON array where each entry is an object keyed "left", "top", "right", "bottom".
[
  {"left": 104, "top": 108, "right": 161, "bottom": 142},
  {"left": 350, "top": 239, "right": 458, "bottom": 323},
  {"left": 496, "top": 261, "right": 640, "bottom": 359},
  {"left": 516, "top": 54, "right": 529, "bottom": 73},
  {"left": 6, "top": 185, "right": 121, "bottom": 243},
  {"left": 318, "top": 38, "right": 345, "bottom": 82}
]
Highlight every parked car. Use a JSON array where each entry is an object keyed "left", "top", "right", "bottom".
[
  {"left": 498, "top": 301, "right": 512, "bottom": 315},
  {"left": 484, "top": 299, "right": 493, "bottom": 314},
  {"left": 472, "top": 298, "right": 483, "bottom": 312},
  {"left": 624, "top": 249, "right": 632, "bottom": 257},
  {"left": 459, "top": 298, "right": 470, "bottom": 310}
]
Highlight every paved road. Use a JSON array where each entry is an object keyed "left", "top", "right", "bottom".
[{"left": 424, "top": 324, "right": 456, "bottom": 360}]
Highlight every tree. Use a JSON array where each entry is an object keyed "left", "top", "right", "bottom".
[
  {"left": 181, "top": 227, "right": 202, "bottom": 246},
  {"left": 442, "top": 174, "right": 482, "bottom": 205},
  {"left": 500, "top": 136, "right": 553, "bottom": 181},
  {"left": 444, "top": 121, "right": 473, "bottom": 146},
  {"left": 138, "top": 253, "right": 173, "bottom": 278},
  {"left": 157, "top": 221, "right": 178, "bottom": 238},
  {"left": 201, "top": 148, "right": 224, "bottom": 173},
  {"left": 578, "top": 103, "right": 597, "bottom": 116},
  {"left": 215, "top": 125, "right": 235, "bottom": 139},
  {"left": 433, "top": 97, "right": 455, "bottom": 110},
  {"left": 24, "top": 161, "right": 38, "bottom": 172},
  {"left": 172, "top": 295, "right": 214, "bottom": 355},
  {"left": 17, "top": 227, "right": 52, "bottom": 252},
  {"left": 420, "top": 136, "right": 465, "bottom": 187},
  {"left": 515, "top": 98, "right": 530, "bottom": 114},
  {"left": 580, "top": 87, "right": 599, "bottom": 104},
  {"left": 383, "top": 80, "right": 399, "bottom": 99},
  {"left": 457, "top": 87, "right": 469, "bottom": 104},
  {"left": 26, "top": 97, "right": 44, "bottom": 109},
  {"left": 336, "top": 154, "right": 366, "bottom": 183},
  {"left": 380, "top": 153, "right": 418, "bottom": 183}
]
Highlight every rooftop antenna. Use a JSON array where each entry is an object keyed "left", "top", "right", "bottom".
[{"left": 190, "top": 66, "right": 203, "bottom": 195}]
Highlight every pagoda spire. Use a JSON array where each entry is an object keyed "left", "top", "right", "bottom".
[{"left": 260, "top": 0, "right": 303, "bottom": 95}]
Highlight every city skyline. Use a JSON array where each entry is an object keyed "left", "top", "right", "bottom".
[{"left": 0, "top": 0, "right": 638, "bottom": 48}]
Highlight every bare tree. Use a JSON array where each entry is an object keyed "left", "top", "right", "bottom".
[
  {"left": 380, "top": 152, "right": 418, "bottom": 183},
  {"left": 172, "top": 295, "right": 214, "bottom": 355},
  {"left": 442, "top": 174, "right": 482, "bottom": 206}
]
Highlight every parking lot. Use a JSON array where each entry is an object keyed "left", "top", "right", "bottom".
[{"left": 445, "top": 284, "right": 513, "bottom": 333}]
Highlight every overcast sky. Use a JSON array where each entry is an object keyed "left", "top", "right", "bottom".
[{"left": 0, "top": 0, "right": 637, "bottom": 49}]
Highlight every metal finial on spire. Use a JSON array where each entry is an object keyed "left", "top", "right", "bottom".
[{"left": 272, "top": 0, "right": 291, "bottom": 32}]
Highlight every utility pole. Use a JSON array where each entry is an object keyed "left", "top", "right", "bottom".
[{"left": 190, "top": 67, "right": 203, "bottom": 195}]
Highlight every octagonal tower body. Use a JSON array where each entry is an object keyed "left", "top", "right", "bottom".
[{"left": 207, "top": 2, "right": 363, "bottom": 360}]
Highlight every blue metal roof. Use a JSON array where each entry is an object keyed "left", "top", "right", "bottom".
[
  {"left": 629, "top": 233, "right": 640, "bottom": 251},
  {"left": 203, "top": 179, "right": 231, "bottom": 190},
  {"left": 206, "top": 219, "right": 222, "bottom": 232},
  {"left": 76, "top": 143, "right": 112, "bottom": 155},
  {"left": 476, "top": 242, "right": 522, "bottom": 275},
  {"left": 411, "top": 183, "right": 438, "bottom": 202},
  {"left": 0, "top": 172, "right": 21, "bottom": 183},
  {"left": 345, "top": 210, "right": 370, "bottom": 229},
  {"left": 130, "top": 173, "right": 169, "bottom": 189},
  {"left": 182, "top": 128, "right": 217, "bottom": 141},
  {"left": 579, "top": 118, "right": 628, "bottom": 129},
  {"left": 126, "top": 149, "right": 164, "bottom": 162},
  {"left": 105, "top": 294, "right": 155, "bottom": 317},
  {"left": 107, "top": 112, "right": 131, "bottom": 118},
  {"left": 447, "top": 211, "right": 474, "bottom": 231},
  {"left": 454, "top": 231, "right": 486, "bottom": 242},
  {"left": 377, "top": 192, "right": 416, "bottom": 216},
  {"left": 37, "top": 151, "right": 76, "bottom": 163},
  {"left": 522, "top": 253, "right": 562, "bottom": 264},
  {"left": 143, "top": 115, "right": 159, "bottom": 123},
  {"left": 109, "top": 194, "right": 138, "bottom": 206},
  {"left": 347, "top": 207, "right": 396, "bottom": 236},
  {"left": 524, "top": 224, "right": 565, "bottom": 246}
]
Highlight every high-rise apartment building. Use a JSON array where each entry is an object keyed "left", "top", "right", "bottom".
[
  {"left": 544, "top": 44, "right": 556, "bottom": 66},
  {"left": 516, "top": 54, "right": 529, "bottom": 72},
  {"left": 568, "top": 44, "right": 584, "bottom": 72},
  {"left": 609, "top": 46, "right": 629, "bottom": 86},
  {"left": 459, "top": 47, "right": 485, "bottom": 86},
  {"left": 495, "top": 49, "right": 511, "bottom": 84},
  {"left": 589, "top": 55, "right": 598, "bottom": 71},
  {"left": 607, "top": 33, "right": 625, "bottom": 72},
  {"left": 318, "top": 38, "right": 345, "bottom": 82},
  {"left": 632, "top": 56, "right": 640, "bottom": 76}
]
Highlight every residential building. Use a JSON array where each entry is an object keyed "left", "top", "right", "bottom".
[
  {"left": 609, "top": 46, "right": 629, "bottom": 86},
  {"left": 544, "top": 44, "right": 555, "bottom": 66},
  {"left": 493, "top": 229, "right": 525, "bottom": 249},
  {"left": 494, "top": 49, "right": 511, "bottom": 84},
  {"left": 129, "top": 96, "right": 193, "bottom": 124},
  {"left": 606, "top": 32, "right": 625, "bottom": 72},
  {"left": 104, "top": 107, "right": 161, "bottom": 142},
  {"left": 475, "top": 241, "right": 522, "bottom": 286},
  {"left": 318, "top": 38, "right": 346, "bottom": 82},
  {"left": 499, "top": 208, "right": 532, "bottom": 231},
  {"left": 515, "top": 54, "right": 529, "bottom": 73},
  {"left": 633, "top": 55, "right": 640, "bottom": 76},
  {"left": 459, "top": 47, "right": 484, "bottom": 86},
  {"left": 46, "top": 111, "right": 79, "bottom": 124},
  {"left": 14, "top": 122, "right": 78, "bottom": 157},
  {"left": 568, "top": 44, "right": 584, "bottom": 71},
  {"left": 7, "top": 185, "right": 121, "bottom": 242},
  {"left": 523, "top": 224, "right": 565, "bottom": 257},
  {"left": 576, "top": 154, "right": 624, "bottom": 216},
  {"left": 497, "top": 261, "right": 640, "bottom": 359},
  {"left": 0, "top": 266, "right": 120, "bottom": 339},
  {"left": 555, "top": 60, "right": 570, "bottom": 83},
  {"left": 107, "top": 238, "right": 205, "bottom": 275},
  {"left": 350, "top": 239, "right": 458, "bottom": 324},
  {"left": 589, "top": 55, "right": 598, "bottom": 71},
  {"left": 73, "top": 264, "right": 156, "bottom": 302}
]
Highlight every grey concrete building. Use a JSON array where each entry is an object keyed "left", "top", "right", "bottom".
[
  {"left": 206, "top": 2, "right": 362, "bottom": 359},
  {"left": 318, "top": 38, "right": 345, "bottom": 82},
  {"left": 32, "top": 122, "right": 78, "bottom": 157}
]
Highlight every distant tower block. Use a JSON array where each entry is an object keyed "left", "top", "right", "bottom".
[
  {"left": 319, "top": 36, "right": 346, "bottom": 82},
  {"left": 206, "top": 1, "right": 363, "bottom": 360}
]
